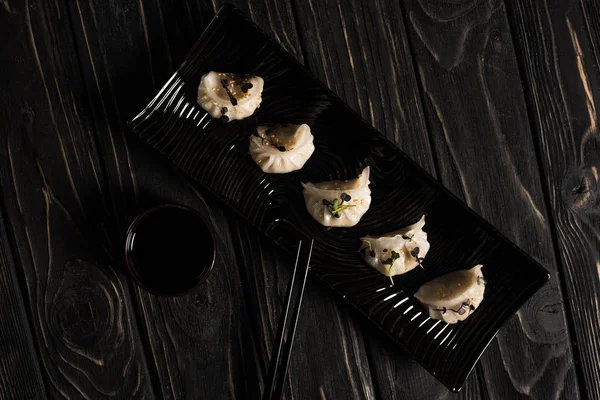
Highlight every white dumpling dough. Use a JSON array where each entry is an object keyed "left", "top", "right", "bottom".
[
  {"left": 302, "top": 167, "right": 371, "bottom": 227},
  {"left": 197, "top": 71, "right": 264, "bottom": 121},
  {"left": 414, "top": 265, "right": 485, "bottom": 324},
  {"left": 249, "top": 124, "right": 315, "bottom": 173},
  {"left": 360, "top": 215, "right": 430, "bottom": 280}
]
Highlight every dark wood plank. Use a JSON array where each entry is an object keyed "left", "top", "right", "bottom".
[
  {"left": 290, "top": 1, "right": 484, "bottom": 398},
  {"left": 130, "top": 177, "right": 268, "bottom": 399},
  {"left": 230, "top": 224, "right": 376, "bottom": 400},
  {"left": 506, "top": 0, "right": 600, "bottom": 398},
  {"left": 65, "top": 0, "right": 376, "bottom": 398},
  {"left": 0, "top": 0, "right": 156, "bottom": 398},
  {"left": 0, "top": 190, "right": 47, "bottom": 399},
  {"left": 402, "top": 0, "right": 580, "bottom": 398},
  {"left": 581, "top": 1, "right": 600, "bottom": 73},
  {"left": 291, "top": 0, "right": 436, "bottom": 174}
]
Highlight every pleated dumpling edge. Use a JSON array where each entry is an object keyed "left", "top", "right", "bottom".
[
  {"left": 249, "top": 123, "right": 315, "bottom": 173},
  {"left": 360, "top": 215, "right": 430, "bottom": 281},
  {"left": 415, "top": 265, "right": 486, "bottom": 324},
  {"left": 302, "top": 167, "right": 371, "bottom": 227}
]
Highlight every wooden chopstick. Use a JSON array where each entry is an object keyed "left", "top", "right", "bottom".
[{"left": 263, "top": 240, "right": 314, "bottom": 400}]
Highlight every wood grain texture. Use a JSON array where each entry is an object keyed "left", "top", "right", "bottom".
[
  {"left": 403, "top": 0, "right": 579, "bottom": 398},
  {"left": 0, "top": 0, "right": 156, "bottom": 398},
  {"left": 290, "top": 0, "right": 482, "bottom": 398},
  {"left": 65, "top": 0, "right": 376, "bottom": 398},
  {"left": 0, "top": 190, "right": 46, "bottom": 399},
  {"left": 291, "top": 0, "right": 436, "bottom": 175},
  {"left": 0, "top": 0, "right": 595, "bottom": 398},
  {"left": 131, "top": 178, "right": 268, "bottom": 399},
  {"left": 506, "top": 0, "right": 600, "bottom": 398},
  {"left": 230, "top": 221, "right": 376, "bottom": 400}
]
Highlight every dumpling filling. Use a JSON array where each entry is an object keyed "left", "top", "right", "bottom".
[
  {"left": 414, "top": 265, "right": 485, "bottom": 324},
  {"left": 197, "top": 71, "right": 264, "bottom": 121},
  {"left": 302, "top": 167, "right": 371, "bottom": 227},
  {"left": 360, "top": 215, "right": 430, "bottom": 284},
  {"left": 249, "top": 124, "right": 315, "bottom": 173}
]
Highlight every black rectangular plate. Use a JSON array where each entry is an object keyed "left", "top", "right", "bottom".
[{"left": 129, "top": 4, "right": 549, "bottom": 392}]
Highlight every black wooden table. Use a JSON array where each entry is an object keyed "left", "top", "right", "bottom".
[{"left": 1, "top": 1, "right": 598, "bottom": 399}]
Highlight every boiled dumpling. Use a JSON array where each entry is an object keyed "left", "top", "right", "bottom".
[
  {"left": 302, "top": 167, "right": 371, "bottom": 227},
  {"left": 249, "top": 124, "right": 315, "bottom": 173},
  {"left": 414, "top": 265, "right": 485, "bottom": 324},
  {"left": 360, "top": 215, "right": 430, "bottom": 283},
  {"left": 197, "top": 71, "right": 264, "bottom": 121}
]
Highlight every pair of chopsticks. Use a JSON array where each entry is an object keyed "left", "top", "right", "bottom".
[{"left": 263, "top": 240, "right": 314, "bottom": 400}]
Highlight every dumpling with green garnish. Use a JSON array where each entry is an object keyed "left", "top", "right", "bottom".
[
  {"left": 301, "top": 167, "right": 371, "bottom": 227},
  {"left": 415, "top": 265, "right": 486, "bottom": 324},
  {"left": 197, "top": 71, "right": 264, "bottom": 121},
  {"left": 359, "top": 215, "right": 430, "bottom": 284},
  {"left": 249, "top": 124, "right": 315, "bottom": 173}
]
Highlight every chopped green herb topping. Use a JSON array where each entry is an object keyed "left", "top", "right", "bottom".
[
  {"left": 382, "top": 250, "right": 400, "bottom": 285},
  {"left": 323, "top": 193, "right": 355, "bottom": 218}
]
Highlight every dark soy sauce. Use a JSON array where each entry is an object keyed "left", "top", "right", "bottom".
[{"left": 125, "top": 205, "right": 215, "bottom": 296}]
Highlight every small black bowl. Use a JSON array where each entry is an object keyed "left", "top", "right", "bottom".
[{"left": 125, "top": 204, "right": 215, "bottom": 296}]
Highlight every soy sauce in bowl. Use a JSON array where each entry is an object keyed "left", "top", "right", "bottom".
[{"left": 125, "top": 204, "right": 215, "bottom": 296}]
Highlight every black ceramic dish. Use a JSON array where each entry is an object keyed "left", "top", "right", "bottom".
[
  {"left": 129, "top": 4, "right": 549, "bottom": 391},
  {"left": 125, "top": 204, "right": 215, "bottom": 296}
]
